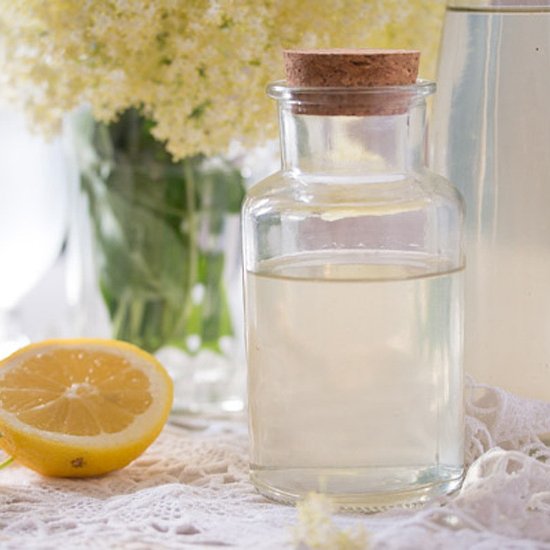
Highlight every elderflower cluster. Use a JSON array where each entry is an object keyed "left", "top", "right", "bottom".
[
  {"left": 0, "top": 0, "right": 445, "bottom": 160},
  {"left": 293, "top": 493, "right": 369, "bottom": 550}
]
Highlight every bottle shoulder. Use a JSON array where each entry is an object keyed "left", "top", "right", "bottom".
[{"left": 244, "top": 170, "right": 464, "bottom": 217}]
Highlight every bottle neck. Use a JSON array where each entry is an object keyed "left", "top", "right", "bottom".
[{"left": 278, "top": 104, "right": 427, "bottom": 181}]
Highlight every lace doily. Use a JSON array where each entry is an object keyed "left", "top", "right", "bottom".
[{"left": 1, "top": 379, "right": 550, "bottom": 549}]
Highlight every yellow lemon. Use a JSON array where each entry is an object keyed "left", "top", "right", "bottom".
[{"left": 0, "top": 338, "right": 173, "bottom": 477}]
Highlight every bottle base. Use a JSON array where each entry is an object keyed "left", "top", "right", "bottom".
[{"left": 250, "top": 465, "right": 464, "bottom": 512}]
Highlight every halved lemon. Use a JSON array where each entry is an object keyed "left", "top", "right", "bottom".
[{"left": 0, "top": 338, "right": 173, "bottom": 477}]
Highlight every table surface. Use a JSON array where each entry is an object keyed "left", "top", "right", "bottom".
[{"left": 1, "top": 381, "right": 550, "bottom": 549}]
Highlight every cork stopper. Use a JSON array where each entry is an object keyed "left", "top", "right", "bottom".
[{"left": 282, "top": 49, "right": 420, "bottom": 116}]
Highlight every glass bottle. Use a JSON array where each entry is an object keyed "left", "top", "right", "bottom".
[
  {"left": 431, "top": 0, "right": 550, "bottom": 401},
  {"left": 242, "top": 50, "right": 465, "bottom": 510}
]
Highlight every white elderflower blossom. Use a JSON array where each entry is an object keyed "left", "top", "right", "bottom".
[
  {"left": 0, "top": 0, "right": 445, "bottom": 160},
  {"left": 293, "top": 493, "right": 369, "bottom": 550}
]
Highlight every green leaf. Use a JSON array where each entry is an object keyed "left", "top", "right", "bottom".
[{"left": 78, "top": 108, "right": 246, "bottom": 355}]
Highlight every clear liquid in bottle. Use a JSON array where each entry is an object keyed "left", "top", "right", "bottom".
[
  {"left": 246, "top": 250, "right": 464, "bottom": 510},
  {"left": 431, "top": 4, "right": 550, "bottom": 400}
]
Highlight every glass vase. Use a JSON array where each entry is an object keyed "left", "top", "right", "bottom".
[
  {"left": 71, "top": 109, "right": 246, "bottom": 414},
  {"left": 0, "top": 104, "right": 74, "bottom": 357}
]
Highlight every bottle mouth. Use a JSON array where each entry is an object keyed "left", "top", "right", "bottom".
[
  {"left": 267, "top": 79, "right": 435, "bottom": 116},
  {"left": 447, "top": 0, "right": 550, "bottom": 9}
]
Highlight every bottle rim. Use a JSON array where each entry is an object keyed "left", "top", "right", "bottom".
[
  {"left": 448, "top": 0, "right": 550, "bottom": 9},
  {"left": 267, "top": 79, "right": 436, "bottom": 102}
]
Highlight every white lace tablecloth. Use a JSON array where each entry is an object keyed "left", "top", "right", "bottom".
[{"left": 1, "top": 379, "right": 550, "bottom": 549}]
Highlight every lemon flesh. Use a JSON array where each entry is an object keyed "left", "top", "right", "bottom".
[{"left": 0, "top": 338, "right": 173, "bottom": 477}]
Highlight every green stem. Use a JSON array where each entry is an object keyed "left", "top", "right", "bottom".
[
  {"left": 180, "top": 159, "right": 199, "bottom": 336},
  {"left": 111, "top": 288, "right": 132, "bottom": 338},
  {"left": 0, "top": 456, "right": 14, "bottom": 470}
]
